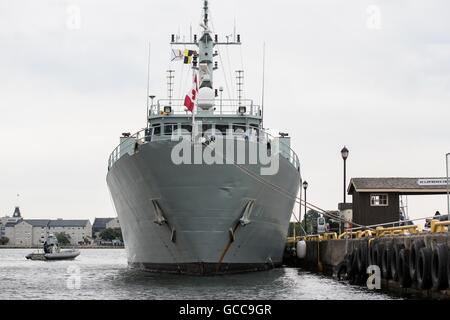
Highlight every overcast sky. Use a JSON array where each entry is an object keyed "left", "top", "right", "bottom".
[{"left": 0, "top": 0, "right": 449, "bottom": 222}]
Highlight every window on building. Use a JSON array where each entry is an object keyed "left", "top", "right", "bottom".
[{"left": 370, "top": 194, "right": 389, "bottom": 206}]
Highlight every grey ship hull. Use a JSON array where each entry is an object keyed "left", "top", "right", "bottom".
[{"left": 106, "top": 140, "right": 300, "bottom": 275}]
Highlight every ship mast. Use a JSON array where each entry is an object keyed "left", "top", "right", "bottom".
[
  {"left": 198, "top": 0, "right": 214, "bottom": 90},
  {"left": 170, "top": 0, "right": 241, "bottom": 110}
]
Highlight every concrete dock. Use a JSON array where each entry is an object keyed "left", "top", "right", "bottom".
[{"left": 284, "top": 223, "right": 450, "bottom": 299}]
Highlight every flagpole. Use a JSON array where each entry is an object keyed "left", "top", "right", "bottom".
[
  {"left": 192, "top": 69, "right": 196, "bottom": 143},
  {"left": 261, "top": 42, "right": 266, "bottom": 129},
  {"left": 146, "top": 42, "right": 151, "bottom": 130}
]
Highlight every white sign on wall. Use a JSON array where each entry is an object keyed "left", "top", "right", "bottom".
[{"left": 417, "top": 178, "right": 449, "bottom": 186}]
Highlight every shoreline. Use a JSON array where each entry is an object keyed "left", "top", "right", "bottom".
[{"left": 0, "top": 246, "right": 125, "bottom": 249}]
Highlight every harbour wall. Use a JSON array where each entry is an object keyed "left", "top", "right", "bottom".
[{"left": 285, "top": 232, "right": 450, "bottom": 299}]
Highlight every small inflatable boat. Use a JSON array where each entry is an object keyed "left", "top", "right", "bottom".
[
  {"left": 26, "top": 249, "right": 80, "bottom": 261},
  {"left": 25, "top": 233, "right": 80, "bottom": 261}
]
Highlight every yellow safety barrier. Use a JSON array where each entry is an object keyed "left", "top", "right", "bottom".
[
  {"left": 375, "top": 224, "right": 420, "bottom": 237},
  {"left": 363, "top": 230, "right": 373, "bottom": 238},
  {"left": 338, "top": 231, "right": 356, "bottom": 239},
  {"left": 286, "top": 236, "right": 303, "bottom": 245},
  {"left": 303, "top": 235, "right": 321, "bottom": 241},
  {"left": 322, "top": 232, "right": 338, "bottom": 240},
  {"left": 430, "top": 219, "right": 450, "bottom": 233},
  {"left": 287, "top": 223, "right": 430, "bottom": 244},
  {"left": 338, "top": 230, "right": 373, "bottom": 239}
]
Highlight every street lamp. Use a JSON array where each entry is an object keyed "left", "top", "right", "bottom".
[
  {"left": 303, "top": 181, "right": 308, "bottom": 234},
  {"left": 341, "top": 146, "right": 349, "bottom": 203}
]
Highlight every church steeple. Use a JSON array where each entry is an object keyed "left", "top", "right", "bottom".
[{"left": 13, "top": 206, "right": 21, "bottom": 218}]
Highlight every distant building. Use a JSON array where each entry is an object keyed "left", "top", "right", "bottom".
[
  {"left": 14, "top": 220, "right": 36, "bottom": 246},
  {"left": 27, "top": 220, "right": 52, "bottom": 246},
  {"left": 0, "top": 206, "right": 24, "bottom": 242},
  {"left": 0, "top": 207, "right": 92, "bottom": 246},
  {"left": 106, "top": 217, "right": 120, "bottom": 230},
  {"left": 3, "top": 221, "right": 20, "bottom": 244},
  {"left": 1, "top": 206, "right": 23, "bottom": 226},
  {"left": 48, "top": 219, "right": 92, "bottom": 245},
  {"left": 93, "top": 217, "right": 121, "bottom": 238}
]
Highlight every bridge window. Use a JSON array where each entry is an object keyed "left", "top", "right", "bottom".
[
  {"left": 153, "top": 125, "right": 161, "bottom": 136},
  {"left": 249, "top": 124, "right": 259, "bottom": 138},
  {"left": 202, "top": 124, "right": 212, "bottom": 133},
  {"left": 181, "top": 124, "right": 192, "bottom": 133},
  {"left": 233, "top": 123, "right": 246, "bottom": 134},
  {"left": 164, "top": 123, "right": 177, "bottom": 135},
  {"left": 370, "top": 194, "right": 389, "bottom": 206},
  {"left": 215, "top": 124, "right": 229, "bottom": 135}
]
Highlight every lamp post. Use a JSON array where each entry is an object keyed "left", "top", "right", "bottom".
[
  {"left": 303, "top": 181, "right": 308, "bottom": 234},
  {"left": 446, "top": 153, "right": 450, "bottom": 220},
  {"left": 219, "top": 87, "right": 224, "bottom": 114},
  {"left": 340, "top": 146, "right": 349, "bottom": 234},
  {"left": 341, "top": 146, "right": 349, "bottom": 203}
]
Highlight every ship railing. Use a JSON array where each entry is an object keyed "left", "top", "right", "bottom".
[
  {"left": 108, "top": 129, "right": 146, "bottom": 169},
  {"left": 108, "top": 124, "right": 301, "bottom": 172},
  {"left": 149, "top": 99, "right": 261, "bottom": 117}
]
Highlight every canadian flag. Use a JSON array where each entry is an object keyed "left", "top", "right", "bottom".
[{"left": 184, "top": 73, "right": 198, "bottom": 113}]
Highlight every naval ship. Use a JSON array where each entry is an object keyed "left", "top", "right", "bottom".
[{"left": 106, "top": 0, "right": 301, "bottom": 274}]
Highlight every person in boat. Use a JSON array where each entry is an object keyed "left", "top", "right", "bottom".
[
  {"left": 43, "top": 234, "right": 59, "bottom": 254},
  {"left": 43, "top": 240, "right": 50, "bottom": 253}
]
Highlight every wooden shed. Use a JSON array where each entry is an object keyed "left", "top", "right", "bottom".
[{"left": 348, "top": 177, "right": 449, "bottom": 227}]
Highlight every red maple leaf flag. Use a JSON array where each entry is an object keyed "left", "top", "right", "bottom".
[{"left": 184, "top": 73, "right": 198, "bottom": 112}]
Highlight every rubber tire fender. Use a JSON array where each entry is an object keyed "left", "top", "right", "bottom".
[
  {"left": 373, "top": 242, "right": 384, "bottom": 268},
  {"left": 336, "top": 262, "right": 348, "bottom": 281},
  {"left": 348, "top": 251, "right": 360, "bottom": 284},
  {"left": 381, "top": 243, "right": 392, "bottom": 279},
  {"left": 398, "top": 248, "right": 412, "bottom": 288},
  {"left": 357, "top": 241, "right": 368, "bottom": 274},
  {"left": 409, "top": 239, "right": 425, "bottom": 283},
  {"left": 416, "top": 247, "right": 433, "bottom": 290},
  {"left": 391, "top": 243, "right": 405, "bottom": 281},
  {"left": 346, "top": 252, "right": 356, "bottom": 278},
  {"left": 431, "top": 243, "right": 448, "bottom": 290},
  {"left": 368, "top": 240, "right": 374, "bottom": 266},
  {"left": 447, "top": 246, "right": 450, "bottom": 289}
]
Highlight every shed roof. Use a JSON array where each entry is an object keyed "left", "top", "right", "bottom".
[{"left": 348, "top": 177, "right": 450, "bottom": 195}]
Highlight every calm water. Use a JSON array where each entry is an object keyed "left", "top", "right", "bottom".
[{"left": 0, "top": 249, "right": 395, "bottom": 300}]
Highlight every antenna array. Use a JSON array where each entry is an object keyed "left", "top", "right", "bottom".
[
  {"left": 236, "top": 70, "right": 244, "bottom": 107},
  {"left": 166, "top": 70, "right": 175, "bottom": 106}
]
